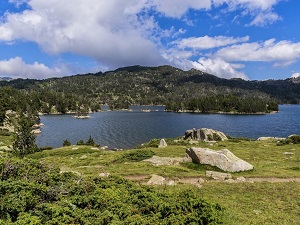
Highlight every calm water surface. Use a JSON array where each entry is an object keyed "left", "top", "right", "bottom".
[{"left": 36, "top": 105, "right": 300, "bottom": 149}]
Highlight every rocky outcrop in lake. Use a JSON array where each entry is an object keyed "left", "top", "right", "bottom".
[{"left": 184, "top": 128, "right": 228, "bottom": 141}]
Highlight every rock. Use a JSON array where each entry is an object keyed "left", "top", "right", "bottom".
[
  {"left": 182, "top": 153, "right": 193, "bottom": 163},
  {"left": 101, "top": 146, "right": 108, "bottom": 150},
  {"left": 186, "top": 147, "right": 254, "bottom": 172},
  {"left": 236, "top": 176, "right": 246, "bottom": 182},
  {"left": 166, "top": 180, "right": 176, "bottom": 186},
  {"left": 199, "top": 128, "right": 228, "bottom": 141},
  {"left": 80, "top": 155, "right": 88, "bottom": 159},
  {"left": 147, "top": 174, "right": 165, "bottom": 185},
  {"left": 206, "top": 171, "right": 232, "bottom": 180},
  {"left": 257, "top": 137, "right": 285, "bottom": 141},
  {"left": 283, "top": 152, "right": 294, "bottom": 155},
  {"left": 158, "top": 139, "right": 167, "bottom": 148},
  {"left": 198, "top": 178, "right": 206, "bottom": 183},
  {"left": 31, "top": 129, "right": 42, "bottom": 134},
  {"left": 143, "top": 156, "right": 183, "bottom": 166},
  {"left": 184, "top": 128, "right": 228, "bottom": 141},
  {"left": 99, "top": 172, "right": 110, "bottom": 178}
]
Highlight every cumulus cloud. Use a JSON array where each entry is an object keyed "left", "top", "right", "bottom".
[
  {"left": 177, "top": 35, "right": 249, "bottom": 49},
  {"left": 0, "top": 0, "right": 167, "bottom": 69},
  {"left": 212, "top": 0, "right": 282, "bottom": 26},
  {"left": 191, "top": 57, "right": 248, "bottom": 79},
  {"left": 215, "top": 39, "right": 300, "bottom": 65},
  {"left": 292, "top": 73, "right": 300, "bottom": 78},
  {"left": 151, "top": 0, "right": 211, "bottom": 18},
  {"left": 0, "top": 0, "right": 290, "bottom": 80},
  {"left": 0, "top": 57, "right": 69, "bottom": 79}
]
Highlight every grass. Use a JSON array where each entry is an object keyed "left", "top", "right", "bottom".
[{"left": 8, "top": 136, "right": 300, "bottom": 224}]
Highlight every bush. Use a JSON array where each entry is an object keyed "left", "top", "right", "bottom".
[
  {"left": 277, "top": 135, "right": 300, "bottom": 145},
  {"left": 0, "top": 156, "right": 224, "bottom": 224},
  {"left": 39, "top": 146, "right": 53, "bottom": 150},
  {"left": 63, "top": 139, "right": 71, "bottom": 146},
  {"left": 76, "top": 140, "right": 85, "bottom": 145}
]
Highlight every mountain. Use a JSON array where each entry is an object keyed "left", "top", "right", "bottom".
[
  {"left": 0, "top": 65, "right": 299, "bottom": 114},
  {"left": 0, "top": 77, "right": 13, "bottom": 81}
]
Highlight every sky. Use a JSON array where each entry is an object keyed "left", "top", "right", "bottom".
[{"left": 0, "top": 0, "right": 300, "bottom": 80}]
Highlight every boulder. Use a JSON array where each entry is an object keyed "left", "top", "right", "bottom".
[
  {"left": 199, "top": 128, "right": 228, "bottom": 141},
  {"left": 186, "top": 147, "right": 254, "bottom": 172},
  {"left": 158, "top": 139, "right": 168, "bottom": 148},
  {"left": 147, "top": 174, "right": 165, "bottom": 185},
  {"left": 184, "top": 128, "right": 227, "bottom": 141},
  {"left": 143, "top": 156, "right": 183, "bottom": 166},
  {"left": 206, "top": 171, "right": 232, "bottom": 180}
]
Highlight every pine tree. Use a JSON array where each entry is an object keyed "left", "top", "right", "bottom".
[{"left": 12, "top": 113, "right": 38, "bottom": 157}]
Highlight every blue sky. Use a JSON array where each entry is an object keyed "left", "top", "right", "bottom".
[{"left": 0, "top": 0, "right": 300, "bottom": 80}]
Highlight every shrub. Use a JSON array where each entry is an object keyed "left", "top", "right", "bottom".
[
  {"left": 76, "top": 140, "right": 85, "bottom": 145},
  {"left": 63, "top": 139, "right": 71, "bottom": 146},
  {"left": 0, "top": 156, "right": 224, "bottom": 224}
]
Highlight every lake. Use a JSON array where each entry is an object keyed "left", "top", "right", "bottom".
[{"left": 36, "top": 105, "right": 300, "bottom": 149}]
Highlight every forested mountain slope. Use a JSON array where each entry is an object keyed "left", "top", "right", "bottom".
[{"left": 1, "top": 65, "right": 300, "bottom": 118}]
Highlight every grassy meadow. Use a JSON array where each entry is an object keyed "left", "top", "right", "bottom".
[{"left": 1, "top": 135, "right": 300, "bottom": 224}]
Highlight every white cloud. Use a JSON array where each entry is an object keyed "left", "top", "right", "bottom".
[
  {"left": 0, "top": 0, "right": 167, "bottom": 69},
  {"left": 292, "top": 73, "right": 300, "bottom": 78},
  {"left": 0, "top": 57, "right": 69, "bottom": 79},
  {"left": 249, "top": 11, "right": 281, "bottom": 27},
  {"left": 191, "top": 57, "right": 248, "bottom": 79},
  {"left": 212, "top": 0, "right": 282, "bottom": 26},
  {"left": 177, "top": 35, "right": 249, "bottom": 49},
  {"left": 215, "top": 39, "right": 300, "bottom": 65},
  {"left": 151, "top": 0, "right": 211, "bottom": 18}
]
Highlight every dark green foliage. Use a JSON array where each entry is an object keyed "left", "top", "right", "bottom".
[
  {"left": 76, "top": 140, "right": 85, "bottom": 145},
  {"left": 0, "top": 128, "right": 10, "bottom": 136},
  {"left": 277, "top": 135, "right": 300, "bottom": 145},
  {"left": 114, "top": 149, "right": 155, "bottom": 163},
  {"left": 12, "top": 113, "right": 38, "bottom": 157},
  {"left": 39, "top": 146, "right": 53, "bottom": 150},
  {"left": 0, "top": 65, "right": 288, "bottom": 120},
  {"left": 0, "top": 156, "right": 224, "bottom": 224},
  {"left": 62, "top": 139, "right": 72, "bottom": 147},
  {"left": 85, "top": 135, "right": 97, "bottom": 146}
]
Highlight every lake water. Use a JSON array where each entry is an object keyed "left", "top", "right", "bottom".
[{"left": 36, "top": 105, "right": 300, "bottom": 149}]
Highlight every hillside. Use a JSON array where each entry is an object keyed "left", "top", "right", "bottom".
[{"left": 1, "top": 65, "right": 300, "bottom": 117}]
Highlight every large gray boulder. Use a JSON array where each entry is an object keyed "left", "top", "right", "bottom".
[
  {"left": 184, "top": 128, "right": 227, "bottom": 141},
  {"left": 186, "top": 147, "right": 253, "bottom": 172}
]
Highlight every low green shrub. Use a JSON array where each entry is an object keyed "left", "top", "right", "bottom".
[{"left": 0, "top": 156, "right": 224, "bottom": 224}]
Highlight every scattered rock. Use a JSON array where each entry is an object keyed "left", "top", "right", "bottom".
[
  {"left": 186, "top": 147, "right": 254, "bottom": 172},
  {"left": 283, "top": 152, "right": 294, "bottom": 155},
  {"left": 99, "top": 172, "right": 110, "bottom": 178},
  {"left": 206, "top": 171, "right": 232, "bottom": 180},
  {"left": 101, "top": 146, "right": 108, "bottom": 150},
  {"left": 72, "top": 147, "right": 79, "bottom": 150},
  {"left": 158, "top": 139, "right": 168, "bottom": 148},
  {"left": 90, "top": 147, "right": 99, "bottom": 150},
  {"left": 182, "top": 153, "right": 193, "bottom": 163},
  {"left": 166, "top": 180, "right": 176, "bottom": 186},
  {"left": 198, "top": 178, "right": 206, "bottom": 183},
  {"left": 143, "top": 156, "right": 183, "bottom": 166},
  {"left": 147, "top": 174, "right": 165, "bottom": 185},
  {"left": 257, "top": 137, "right": 285, "bottom": 141},
  {"left": 236, "top": 176, "right": 246, "bottom": 182},
  {"left": 0, "top": 146, "right": 12, "bottom": 151},
  {"left": 80, "top": 155, "right": 88, "bottom": 159}
]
